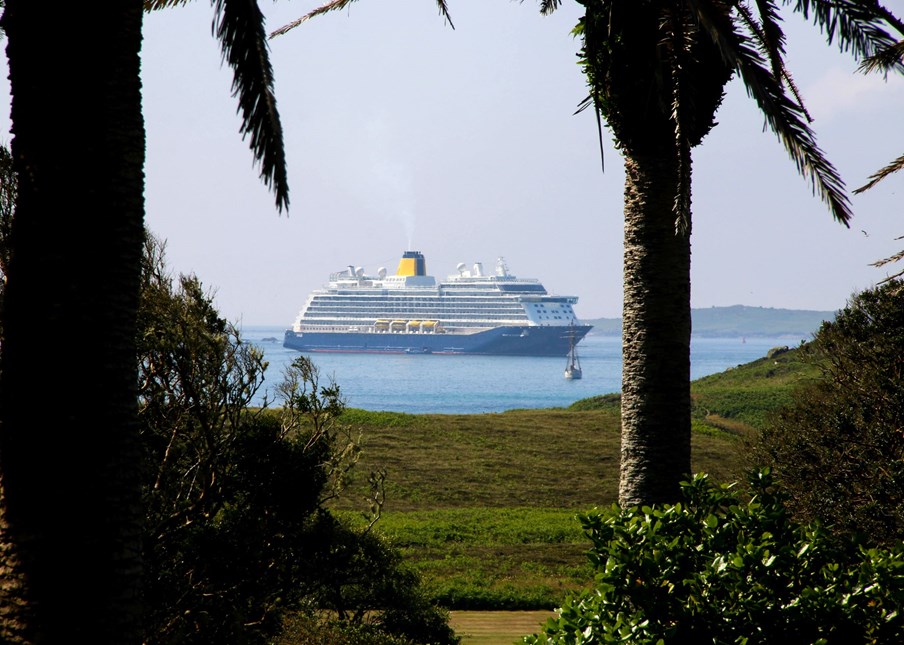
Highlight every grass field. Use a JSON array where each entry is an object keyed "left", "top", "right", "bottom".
[
  {"left": 326, "top": 345, "right": 812, "bottom": 617},
  {"left": 448, "top": 611, "right": 555, "bottom": 645}
]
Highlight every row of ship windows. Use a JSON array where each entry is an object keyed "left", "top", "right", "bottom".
[
  {"left": 308, "top": 299, "right": 528, "bottom": 306},
  {"left": 304, "top": 303, "right": 571, "bottom": 313},
  {"left": 305, "top": 312, "right": 528, "bottom": 319},
  {"left": 303, "top": 321, "right": 517, "bottom": 329},
  {"left": 305, "top": 306, "right": 528, "bottom": 315},
  {"left": 323, "top": 295, "right": 534, "bottom": 302},
  {"left": 315, "top": 297, "right": 533, "bottom": 305},
  {"left": 328, "top": 288, "right": 546, "bottom": 295},
  {"left": 303, "top": 306, "right": 572, "bottom": 316},
  {"left": 303, "top": 315, "right": 530, "bottom": 323},
  {"left": 316, "top": 297, "right": 577, "bottom": 306},
  {"left": 299, "top": 316, "right": 529, "bottom": 325}
]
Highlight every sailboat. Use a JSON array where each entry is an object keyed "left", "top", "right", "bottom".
[{"left": 564, "top": 323, "right": 583, "bottom": 380}]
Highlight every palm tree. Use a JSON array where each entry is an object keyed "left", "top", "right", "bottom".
[
  {"left": 272, "top": 1, "right": 901, "bottom": 506},
  {"left": 535, "top": 0, "right": 902, "bottom": 506},
  {"left": 0, "top": 0, "right": 287, "bottom": 640}
]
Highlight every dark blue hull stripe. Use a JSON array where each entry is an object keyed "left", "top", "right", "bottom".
[{"left": 283, "top": 325, "right": 592, "bottom": 357}]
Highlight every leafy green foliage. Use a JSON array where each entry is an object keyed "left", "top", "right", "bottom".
[
  {"left": 296, "top": 512, "right": 459, "bottom": 645},
  {"left": 137, "top": 234, "right": 456, "bottom": 644},
  {"left": 280, "top": 612, "right": 428, "bottom": 645},
  {"left": 524, "top": 471, "right": 904, "bottom": 645},
  {"left": 138, "top": 236, "right": 314, "bottom": 643},
  {"left": 755, "top": 281, "right": 904, "bottom": 546}
]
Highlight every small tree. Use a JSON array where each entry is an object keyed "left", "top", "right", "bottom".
[
  {"left": 137, "top": 234, "right": 456, "bottom": 644},
  {"left": 754, "top": 280, "right": 904, "bottom": 547},
  {"left": 138, "top": 235, "right": 304, "bottom": 642}
]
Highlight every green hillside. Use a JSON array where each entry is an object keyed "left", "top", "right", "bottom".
[
  {"left": 329, "top": 344, "right": 816, "bottom": 611},
  {"left": 690, "top": 343, "right": 818, "bottom": 431},
  {"left": 586, "top": 304, "right": 836, "bottom": 338}
]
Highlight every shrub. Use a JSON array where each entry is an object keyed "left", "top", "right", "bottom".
[
  {"left": 298, "top": 511, "right": 460, "bottom": 645},
  {"left": 137, "top": 234, "right": 457, "bottom": 644},
  {"left": 524, "top": 471, "right": 904, "bottom": 644},
  {"left": 755, "top": 280, "right": 904, "bottom": 546}
]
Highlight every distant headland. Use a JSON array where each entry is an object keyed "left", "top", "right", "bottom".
[{"left": 584, "top": 304, "right": 837, "bottom": 338}]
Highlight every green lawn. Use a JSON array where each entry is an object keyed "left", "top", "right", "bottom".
[{"left": 329, "top": 342, "right": 808, "bottom": 610}]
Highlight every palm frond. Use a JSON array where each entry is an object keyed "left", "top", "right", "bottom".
[
  {"left": 871, "top": 240, "right": 904, "bottom": 267},
  {"left": 870, "top": 238, "right": 904, "bottom": 285},
  {"left": 691, "top": 0, "right": 852, "bottom": 225},
  {"left": 746, "top": 0, "right": 787, "bottom": 76},
  {"left": 436, "top": 0, "right": 454, "bottom": 27},
  {"left": 572, "top": 95, "right": 606, "bottom": 173},
  {"left": 666, "top": 6, "right": 696, "bottom": 234},
  {"left": 214, "top": 0, "right": 289, "bottom": 212},
  {"left": 859, "top": 38, "right": 904, "bottom": 74},
  {"left": 537, "top": 0, "right": 563, "bottom": 16},
  {"left": 790, "top": 0, "right": 904, "bottom": 73},
  {"left": 572, "top": 16, "right": 605, "bottom": 174},
  {"left": 144, "top": 0, "right": 194, "bottom": 10},
  {"left": 736, "top": 1, "right": 813, "bottom": 121},
  {"left": 738, "top": 55, "right": 852, "bottom": 224},
  {"left": 269, "top": 0, "right": 352, "bottom": 40},
  {"left": 755, "top": 0, "right": 786, "bottom": 52},
  {"left": 271, "top": 0, "right": 453, "bottom": 39},
  {"left": 854, "top": 152, "right": 904, "bottom": 193}
]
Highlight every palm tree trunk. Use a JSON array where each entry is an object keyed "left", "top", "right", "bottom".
[
  {"left": 0, "top": 2, "right": 146, "bottom": 641},
  {"left": 619, "top": 151, "right": 692, "bottom": 507}
]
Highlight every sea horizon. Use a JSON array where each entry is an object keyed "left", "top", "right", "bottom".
[{"left": 240, "top": 326, "right": 806, "bottom": 415}]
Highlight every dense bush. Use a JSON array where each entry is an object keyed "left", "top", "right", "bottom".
[
  {"left": 137, "top": 235, "right": 457, "bottom": 644},
  {"left": 755, "top": 280, "right": 904, "bottom": 546},
  {"left": 296, "top": 511, "right": 459, "bottom": 645},
  {"left": 524, "top": 471, "right": 904, "bottom": 644},
  {"left": 281, "top": 612, "right": 428, "bottom": 645}
]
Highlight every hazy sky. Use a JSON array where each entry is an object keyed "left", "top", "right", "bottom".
[{"left": 2, "top": 2, "right": 902, "bottom": 325}]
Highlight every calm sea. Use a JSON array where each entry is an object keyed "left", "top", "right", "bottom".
[{"left": 242, "top": 326, "right": 807, "bottom": 414}]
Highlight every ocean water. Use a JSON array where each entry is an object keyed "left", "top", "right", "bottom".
[{"left": 242, "top": 326, "right": 807, "bottom": 414}]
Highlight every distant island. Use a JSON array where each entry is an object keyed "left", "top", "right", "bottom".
[{"left": 584, "top": 304, "right": 837, "bottom": 338}]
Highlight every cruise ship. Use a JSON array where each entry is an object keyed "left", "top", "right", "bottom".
[{"left": 283, "top": 251, "right": 592, "bottom": 356}]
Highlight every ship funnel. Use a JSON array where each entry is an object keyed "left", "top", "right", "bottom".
[
  {"left": 396, "top": 251, "right": 427, "bottom": 277},
  {"left": 473, "top": 262, "right": 483, "bottom": 277}
]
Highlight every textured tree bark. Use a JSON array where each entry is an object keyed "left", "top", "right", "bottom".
[
  {"left": 0, "top": 2, "right": 146, "bottom": 641},
  {"left": 619, "top": 152, "right": 692, "bottom": 507}
]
